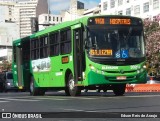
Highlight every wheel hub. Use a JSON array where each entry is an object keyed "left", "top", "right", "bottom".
[{"left": 69, "top": 79, "right": 75, "bottom": 90}]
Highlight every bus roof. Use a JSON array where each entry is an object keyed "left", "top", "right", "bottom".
[{"left": 13, "top": 15, "right": 142, "bottom": 43}]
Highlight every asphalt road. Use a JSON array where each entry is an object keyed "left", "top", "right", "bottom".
[{"left": 0, "top": 91, "right": 160, "bottom": 121}]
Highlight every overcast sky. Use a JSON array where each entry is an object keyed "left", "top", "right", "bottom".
[{"left": 49, "top": 0, "right": 101, "bottom": 14}]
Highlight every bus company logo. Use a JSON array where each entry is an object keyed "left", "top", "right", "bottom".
[{"left": 119, "top": 69, "right": 124, "bottom": 74}]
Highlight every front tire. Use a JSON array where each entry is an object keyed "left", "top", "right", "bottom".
[
  {"left": 30, "top": 77, "right": 45, "bottom": 96},
  {"left": 112, "top": 84, "right": 126, "bottom": 96},
  {"left": 65, "top": 73, "right": 81, "bottom": 96}
]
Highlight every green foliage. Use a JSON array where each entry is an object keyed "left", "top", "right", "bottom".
[
  {"left": 144, "top": 20, "right": 160, "bottom": 76},
  {"left": 0, "top": 60, "right": 11, "bottom": 71}
]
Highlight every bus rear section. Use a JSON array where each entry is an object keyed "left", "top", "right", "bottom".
[{"left": 83, "top": 16, "right": 147, "bottom": 95}]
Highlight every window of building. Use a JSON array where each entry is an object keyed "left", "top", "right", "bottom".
[
  {"left": 126, "top": 0, "right": 130, "bottom": 3},
  {"left": 118, "top": 0, "right": 123, "bottom": 6},
  {"left": 57, "top": 17, "right": 58, "bottom": 21},
  {"left": 50, "top": 32, "right": 59, "bottom": 56},
  {"left": 103, "top": 1, "right": 108, "bottom": 10},
  {"left": 49, "top": 16, "right": 51, "bottom": 21},
  {"left": 143, "top": 2, "right": 149, "bottom": 13},
  {"left": 118, "top": 10, "right": 123, "bottom": 15},
  {"left": 53, "top": 17, "right": 55, "bottom": 21},
  {"left": 134, "top": 5, "right": 140, "bottom": 15},
  {"left": 60, "top": 29, "right": 71, "bottom": 54},
  {"left": 45, "top": 16, "right": 47, "bottom": 21},
  {"left": 153, "top": 0, "right": 159, "bottom": 9},
  {"left": 110, "top": 0, "right": 115, "bottom": 8},
  {"left": 126, "top": 8, "right": 131, "bottom": 15}
]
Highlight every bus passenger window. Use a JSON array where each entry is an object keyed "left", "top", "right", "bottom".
[
  {"left": 50, "top": 32, "right": 59, "bottom": 56},
  {"left": 60, "top": 29, "right": 71, "bottom": 54}
]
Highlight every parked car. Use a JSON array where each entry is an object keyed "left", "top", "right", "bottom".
[{"left": 0, "top": 71, "right": 18, "bottom": 92}]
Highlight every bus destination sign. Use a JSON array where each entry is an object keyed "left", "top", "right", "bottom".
[
  {"left": 110, "top": 19, "right": 130, "bottom": 25},
  {"left": 88, "top": 17, "right": 141, "bottom": 26}
]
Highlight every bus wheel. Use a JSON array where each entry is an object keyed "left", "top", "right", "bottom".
[
  {"left": 112, "top": 84, "right": 126, "bottom": 96},
  {"left": 66, "top": 73, "right": 81, "bottom": 96},
  {"left": 30, "top": 77, "right": 45, "bottom": 96}
]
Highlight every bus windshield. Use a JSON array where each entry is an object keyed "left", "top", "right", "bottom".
[{"left": 87, "top": 27, "right": 145, "bottom": 59}]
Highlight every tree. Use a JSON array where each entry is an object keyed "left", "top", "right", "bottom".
[
  {"left": 0, "top": 60, "right": 11, "bottom": 71},
  {"left": 144, "top": 19, "right": 160, "bottom": 76}
]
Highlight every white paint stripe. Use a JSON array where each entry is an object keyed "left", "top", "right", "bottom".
[
  {"left": 63, "top": 109, "right": 85, "bottom": 112},
  {"left": 58, "top": 97, "right": 97, "bottom": 100},
  {"left": 0, "top": 98, "right": 40, "bottom": 102},
  {"left": 35, "top": 97, "right": 69, "bottom": 100},
  {"left": 125, "top": 95, "right": 160, "bottom": 98},
  {"left": 63, "top": 108, "right": 101, "bottom": 112},
  {"left": 0, "top": 101, "right": 9, "bottom": 103},
  {"left": 44, "top": 96, "right": 97, "bottom": 100},
  {"left": 6, "top": 99, "right": 40, "bottom": 101}
]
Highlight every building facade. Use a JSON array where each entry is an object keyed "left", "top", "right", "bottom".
[
  {"left": 83, "top": 3, "right": 101, "bottom": 16},
  {"left": 0, "top": 22, "right": 19, "bottom": 62},
  {"left": 0, "top": 0, "right": 48, "bottom": 62},
  {"left": 38, "top": 14, "right": 63, "bottom": 31},
  {"left": 0, "top": 0, "right": 48, "bottom": 38},
  {"left": 16, "top": 0, "right": 48, "bottom": 38},
  {"left": 101, "top": 0, "right": 160, "bottom": 20}
]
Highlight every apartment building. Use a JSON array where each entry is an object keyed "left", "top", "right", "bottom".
[
  {"left": 0, "top": 0, "right": 48, "bottom": 62},
  {"left": 38, "top": 14, "right": 63, "bottom": 31},
  {"left": 0, "top": 0, "right": 48, "bottom": 38},
  {"left": 0, "top": 0, "right": 17, "bottom": 22},
  {"left": 15, "top": 0, "right": 48, "bottom": 38},
  {"left": 101, "top": 0, "right": 160, "bottom": 20},
  {"left": 83, "top": 3, "right": 101, "bottom": 16}
]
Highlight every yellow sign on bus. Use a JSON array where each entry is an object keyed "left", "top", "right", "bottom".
[
  {"left": 90, "top": 49, "right": 112, "bottom": 56},
  {"left": 95, "top": 18, "right": 105, "bottom": 24}
]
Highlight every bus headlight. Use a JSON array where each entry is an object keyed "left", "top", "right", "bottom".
[
  {"left": 7, "top": 82, "right": 11, "bottom": 86},
  {"left": 89, "top": 64, "right": 95, "bottom": 70},
  {"left": 143, "top": 65, "right": 146, "bottom": 69},
  {"left": 137, "top": 70, "right": 140, "bottom": 74}
]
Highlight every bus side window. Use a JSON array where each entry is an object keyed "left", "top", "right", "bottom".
[
  {"left": 50, "top": 32, "right": 59, "bottom": 56},
  {"left": 40, "top": 36, "right": 49, "bottom": 58},
  {"left": 60, "top": 29, "right": 71, "bottom": 54},
  {"left": 31, "top": 38, "right": 39, "bottom": 60}
]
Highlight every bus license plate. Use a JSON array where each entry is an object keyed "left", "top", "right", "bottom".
[{"left": 116, "top": 76, "right": 126, "bottom": 80}]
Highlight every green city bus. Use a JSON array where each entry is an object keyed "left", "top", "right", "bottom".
[{"left": 12, "top": 15, "right": 147, "bottom": 96}]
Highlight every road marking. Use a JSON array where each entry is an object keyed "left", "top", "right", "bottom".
[
  {"left": 124, "top": 95, "right": 160, "bottom": 98},
  {"left": 34, "top": 97, "right": 70, "bottom": 100},
  {"left": 0, "top": 98, "right": 40, "bottom": 102},
  {"left": 0, "top": 101, "right": 9, "bottom": 103},
  {"left": 63, "top": 108, "right": 103, "bottom": 112},
  {"left": 63, "top": 108, "right": 85, "bottom": 112}
]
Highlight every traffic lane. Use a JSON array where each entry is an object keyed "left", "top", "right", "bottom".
[{"left": 0, "top": 92, "right": 160, "bottom": 112}]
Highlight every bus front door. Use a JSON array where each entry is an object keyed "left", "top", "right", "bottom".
[{"left": 73, "top": 28, "right": 84, "bottom": 82}]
